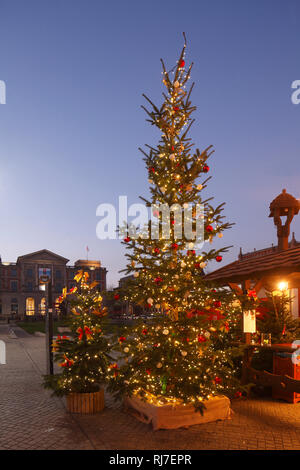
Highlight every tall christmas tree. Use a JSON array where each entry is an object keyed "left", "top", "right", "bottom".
[
  {"left": 109, "top": 35, "right": 244, "bottom": 410},
  {"left": 43, "top": 270, "right": 111, "bottom": 396}
]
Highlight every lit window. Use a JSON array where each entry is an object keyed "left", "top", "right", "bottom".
[
  {"left": 40, "top": 297, "right": 46, "bottom": 316},
  {"left": 26, "top": 297, "right": 35, "bottom": 316}
]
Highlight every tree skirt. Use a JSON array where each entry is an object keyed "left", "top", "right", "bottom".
[{"left": 123, "top": 394, "right": 232, "bottom": 430}]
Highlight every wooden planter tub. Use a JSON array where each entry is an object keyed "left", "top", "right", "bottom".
[
  {"left": 124, "top": 394, "right": 231, "bottom": 430},
  {"left": 66, "top": 389, "right": 104, "bottom": 414}
]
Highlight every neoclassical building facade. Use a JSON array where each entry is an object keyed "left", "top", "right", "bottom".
[{"left": 0, "top": 249, "right": 107, "bottom": 318}]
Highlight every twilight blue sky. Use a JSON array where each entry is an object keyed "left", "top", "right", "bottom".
[{"left": 0, "top": 0, "right": 300, "bottom": 286}]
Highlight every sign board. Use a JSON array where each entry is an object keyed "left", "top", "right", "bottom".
[
  {"left": 39, "top": 267, "right": 51, "bottom": 284},
  {"left": 243, "top": 310, "right": 256, "bottom": 333}
]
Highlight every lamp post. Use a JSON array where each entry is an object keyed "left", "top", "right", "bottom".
[{"left": 39, "top": 275, "right": 54, "bottom": 375}]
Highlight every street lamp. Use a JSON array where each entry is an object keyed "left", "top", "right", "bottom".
[{"left": 278, "top": 281, "right": 288, "bottom": 292}]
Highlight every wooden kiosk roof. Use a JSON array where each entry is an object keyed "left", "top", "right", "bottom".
[
  {"left": 205, "top": 245, "right": 300, "bottom": 284},
  {"left": 206, "top": 189, "right": 300, "bottom": 286}
]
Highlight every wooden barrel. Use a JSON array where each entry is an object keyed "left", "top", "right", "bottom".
[{"left": 66, "top": 389, "right": 104, "bottom": 414}]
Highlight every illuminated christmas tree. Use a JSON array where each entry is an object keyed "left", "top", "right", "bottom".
[
  {"left": 43, "top": 270, "right": 111, "bottom": 396},
  {"left": 109, "top": 36, "right": 245, "bottom": 410}
]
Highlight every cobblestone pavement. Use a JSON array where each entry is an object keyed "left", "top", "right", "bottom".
[{"left": 1, "top": 324, "right": 300, "bottom": 450}]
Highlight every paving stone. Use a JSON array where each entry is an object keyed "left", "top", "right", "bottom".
[{"left": 1, "top": 324, "right": 300, "bottom": 450}]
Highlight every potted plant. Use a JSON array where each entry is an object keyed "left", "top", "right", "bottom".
[{"left": 43, "top": 270, "right": 111, "bottom": 414}]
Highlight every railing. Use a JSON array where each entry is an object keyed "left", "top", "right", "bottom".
[
  {"left": 242, "top": 344, "right": 300, "bottom": 393},
  {"left": 247, "top": 366, "right": 300, "bottom": 393}
]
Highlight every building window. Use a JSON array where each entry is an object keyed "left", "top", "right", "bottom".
[
  {"left": 96, "top": 271, "right": 101, "bottom": 281},
  {"left": 11, "top": 298, "right": 18, "bottom": 315},
  {"left": 55, "top": 283, "right": 63, "bottom": 293},
  {"left": 26, "top": 268, "right": 33, "bottom": 278},
  {"left": 55, "top": 297, "right": 60, "bottom": 315},
  {"left": 11, "top": 280, "right": 18, "bottom": 292},
  {"left": 68, "top": 270, "right": 74, "bottom": 279},
  {"left": 55, "top": 270, "right": 62, "bottom": 279},
  {"left": 11, "top": 267, "right": 17, "bottom": 277},
  {"left": 26, "top": 297, "right": 35, "bottom": 316},
  {"left": 26, "top": 282, "right": 33, "bottom": 292},
  {"left": 39, "top": 297, "right": 46, "bottom": 316}
]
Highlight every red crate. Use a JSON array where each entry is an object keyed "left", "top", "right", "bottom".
[{"left": 272, "top": 343, "right": 300, "bottom": 403}]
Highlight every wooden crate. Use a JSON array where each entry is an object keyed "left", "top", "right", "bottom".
[
  {"left": 124, "top": 394, "right": 232, "bottom": 430},
  {"left": 273, "top": 344, "right": 300, "bottom": 403},
  {"left": 66, "top": 389, "right": 104, "bottom": 414}
]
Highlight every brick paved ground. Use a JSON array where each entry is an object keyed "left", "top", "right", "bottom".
[{"left": 1, "top": 323, "right": 300, "bottom": 450}]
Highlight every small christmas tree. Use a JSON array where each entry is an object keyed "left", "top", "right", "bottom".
[
  {"left": 256, "top": 289, "right": 300, "bottom": 344},
  {"left": 109, "top": 36, "right": 245, "bottom": 410},
  {"left": 43, "top": 270, "right": 111, "bottom": 396}
]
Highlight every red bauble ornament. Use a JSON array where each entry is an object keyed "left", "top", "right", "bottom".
[
  {"left": 216, "top": 256, "right": 223, "bottom": 262},
  {"left": 214, "top": 300, "right": 221, "bottom": 308},
  {"left": 203, "top": 164, "right": 210, "bottom": 173},
  {"left": 194, "top": 263, "right": 200, "bottom": 269},
  {"left": 114, "top": 294, "right": 120, "bottom": 300},
  {"left": 179, "top": 59, "right": 185, "bottom": 68},
  {"left": 124, "top": 237, "right": 131, "bottom": 243},
  {"left": 118, "top": 336, "right": 126, "bottom": 343},
  {"left": 214, "top": 376, "right": 222, "bottom": 385},
  {"left": 154, "top": 276, "right": 163, "bottom": 284},
  {"left": 205, "top": 225, "right": 213, "bottom": 233},
  {"left": 142, "top": 329, "right": 148, "bottom": 335},
  {"left": 187, "top": 250, "right": 196, "bottom": 256},
  {"left": 154, "top": 247, "right": 160, "bottom": 254},
  {"left": 234, "top": 391, "right": 242, "bottom": 398},
  {"left": 171, "top": 243, "right": 178, "bottom": 250},
  {"left": 149, "top": 167, "right": 155, "bottom": 174},
  {"left": 198, "top": 335, "right": 207, "bottom": 343},
  {"left": 173, "top": 106, "right": 179, "bottom": 112}
]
